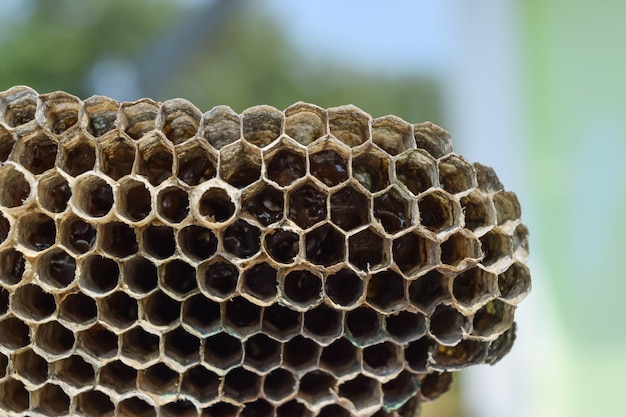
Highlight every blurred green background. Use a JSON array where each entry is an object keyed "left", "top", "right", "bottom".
[{"left": 2, "top": 1, "right": 625, "bottom": 416}]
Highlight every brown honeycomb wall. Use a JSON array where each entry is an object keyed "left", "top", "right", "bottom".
[{"left": 0, "top": 86, "right": 530, "bottom": 417}]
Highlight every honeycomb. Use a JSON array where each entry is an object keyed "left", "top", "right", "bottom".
[{"left": 0, "top": 86, "right": 530, "bottom": 417}]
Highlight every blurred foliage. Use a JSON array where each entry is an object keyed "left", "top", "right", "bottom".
[{"left": 0, "top": 0, "right": 441, "bottom": 122}]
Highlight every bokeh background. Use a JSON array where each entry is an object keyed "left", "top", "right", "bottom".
[{"left": 1, "top": 1, "right": 625, "bottom": 416}]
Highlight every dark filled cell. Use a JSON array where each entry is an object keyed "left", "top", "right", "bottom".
[
  {"left": 182, "top": 366, "right": 219, "bottom": 403},
  {"left": 373, "top": 189, "right": 411, "bottom": 233},
  {"left": 418, "top": 193, "right": 455, "bottom": 233},
  {"left": 202, "top": 259, "right": 238, "bottom": 298},
  {"left": 264, "top": 368, "right": 296, "bottom": 402},
  {"left": 299, "top": 370, "right": 335, "bottom": 404},
  {"left": 262, "top": 304, "right": 301, "bottom": 340},
  {"left": 80, "top": 325, "right": 118, "bottom": 359},
  {"left": 63, "top": 141, "right": 96, "bottom": 177},
  {"left": 283, "top": 335, "right": 319, "bottom": 371},
  {"left": 100, "top": 139, "right": 135, "bottom": 181},
  {"left": 243, "top": 185, "right": 284, "bottom": 226},
  {"left": 162, "top": 259, "right": 197, "bottom": 297},
  {"left": 304, "top": 304, "right": 342, "bottom": 339},
  {"left": 20, "top": 213, "right": 56, "bottom": 251},
  {"left": 164, "top": 327, "right": 200, "bottom": 366},
  {"left": 177, "top": 149, "right": 216, "bottom": 186},
  {"left": 64, "top": 217, "right": 96, "bottom": 253},
  {"left": 13, "top": 284, "right": 56, "bottom": 321},
  {"left": 277, "top": 400, "right": 312, "bottom": 417},
  {"left": 182, "top": 294, "right": 221, "bottom": 333},
  {"left": 366, "top": 270, "right": 405, "bottom": 312},
  {"left": 100, "top": 292, "right": 139, "bottom": 329},
  {"left": 244, "top": 333, "right": 281, "bottom": 371},
  {"left": 223, "top": 367, "right": 261, "bottom": 403},
  {"left": 385, "top": 311, "right": 426, "bottom": 343},
  {"left": 288, "top": 184, "right": 327, "bottom": 229},
  {"left": 199, "top": 188, "right": 235, "bottom": 222},
  {"left": 179, "top": 225, "right": 217, "bottom": 261},
  {"left": 101, "top": 222, "right": 138, "bottom": 258},
  {"left": 40, "top": 176, "right": 71, "bottom": 213},
  {"left": 80, "top": 255, "right": 119, "bottom": 294},
  {"left": 158, "top": 187, "right": 189, "bottom": 223},
  {"left": 224, "top": 297, "right": 261, "bottom": 330},
  {"left": 20, "top": 135, "right": 57, "bottom": 174},
  {"left": 392, "top": 232, "right": 430, "bottom": 275},
  {"left": 204, "top": 332, "right": 242, "bottom": 370},
  {"left": 144, "top": 291, "right": 180, "bottom": 326},
  {"left": 305, "top": 224, "right": 345, "bottom": 266},
  {"left": 241, "top": 399, "right": 273, "bottom": 417},
  {"left": 80, "top": 179, "right": 114, "bottom": 217},
  {"left": 266, "top": 149, "right": 306, "bottom": 186},
  {"left": 124, "top": 256, "right": 158, "bottom": 294},
  {"left": 100, "top": 360, "right": 137, "bottom": 393},
  {"left": 408, "top": 270, "right": 449, "bottom": 313},
  {"left": 325, "top": 269, "right": 363, "bottom": 307},
  {"left": 330, "top": 186, "right": 369, "bottom": 231},
  {"left": 121, "top": 327, "right": 159, "bottom": 362},
  {"left": 59, "top": 292, "right": 97, "bottom": 325},
  {"left": 264, "top": 229, "right": 299, "bottom": 263},
  {"left": 0, "top": 249, "right": 26, "bottom": 285},
  {"left": 429, "top": 304, "right": 468, "bottom": 345},
  {"left": 223, "top": 220, "right": 261, "bottom": 259},
  {"left": 348, "top": 228, "right": 384, "bottom": 271},
  {"left": 283, "top": 269, "right": 321, "bottom": 306},
  {"left": 120, "top": 181, "right": 151, "bottom": 221},
  {"left": 310, "top": 150, "right": 348, "bottom": 187},
  {"left": 352, "top": 153, "right": 389, "bottom": 192},
  {"left": 242, "top": 262, "right": 278, "bottom": 301},
  {"left": 143, "top": 225, "right": 176, "bottom": 259},
  {"left": 139, "top": 143, "right": 173, "bottom": 186},
  {"left": 345, "top": 307, "right": 381, "bottom": 344}
]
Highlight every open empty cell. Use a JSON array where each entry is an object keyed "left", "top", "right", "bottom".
[
  {"left": 262, "top": 303, "right": 301, "bottom": 341},
  {"left": 440, "top": 231, "right": 482, "bottom": 267},
  {"left": 413, "top": 122, "right": 453, "bottom": 158},
  {"left": 84, "top": 95, "right": 118, "bottom": 137},
  {"left": 460, "top": 191, "right": 495, "bottom": 232},
  {"left": 100, "top": 221, "right": 138, "bottom": 258},
  {"left": 385, "top": 311, "right": 426, "bottom": 343},
  {"left": 78, "top": 324, "right": 117, "bottom": 359},
  {"left": 143, "top": 290, "right": 180, "bottom": 327},
  {"left": 39, "top": 92, "right": 79, "bottom": 134},
  {"left": 223, "top": 297, "right": 261, "bottom": 336},
  {"left": 39, "top": 248, "right": 76, "bottom": 289},
  {"left": 283, "top": 269, "right": 322, "bottom": 308},
  {"left": 338, "top": 375, "right": 381, "bottom": 411},
  {"left": 0, "top": 164, "right": 30, "bottom": 208},
  {"left": 242, "top": 106, "right": 283, "bottom": 147},
  {"left": 404, "top": 336, "right": 435, "bottom": 372},
  {"left": 79, "top": 255, "right": 119, "bottom": 294},
  {"left": 392, "top": 231, "right": 436, "bottom": 276},
  {"left": 13, "top": 349, "right": 49, "bottom": 385},
  {"left": 177, "top": 143, "right": 217, "bottom": 186},
  {"left": 498, "top": 262, "right": 531, "bottom": 303},
  {"left": 429, "top": 304, "right": 469, "bottom": 346},
  {"left": 242, "top": 262, "right": 278, "bottom": 303},
  {"left": 160, "top": 99, "right": 201, "bottom": 144},
  {"left": 17, "top": 211, "right": 56, "bottom": 251},
  {"left": 121, "top": 326, "right": 159, "bottom": 364},
  {"left": 309, "top": 148, "right": 349, "bottom": 187},
  {"left": 305, "top": 223, "right": 345, "bottom": 267},
  {"left": 12, "top": 284, "right": 56, "bottom": 321},
  {"left": 32, "top": 383, "right": 70, "bottom": 416},
  {"left": 223, "top": 367, "right": 261, "bottom": 403},
  {"left": 299, "top": 370, "right": 335, "bottom": 406},
  {"left": 142, "top": 224, "right": 176, "bottom": 259},
  {"left": 479, "top": 229, "right": 513, "bottom": 267},
  {"left": 0, "top": 125, "right": 15, "bottom": 162},
  {"left": 0, "top": 378, "right": 29, "bottom": 412},
  {"left": 438, "top": 155, "right": 475, "bottom": 194},
  {"left": 472, "top": 299, "right": 515, "bottom": 338},
  {"left": 178, "top": 225, "right": 217, "bottom": 261},
  {"left": 123, "top": 256, "right": 158, "bottom": 294},
  {"left": 362, "top": 342, "right": 402, "bottom": 378},
  {"left": 200, "top": 257, "right": 238, "bottom": 300},
  {"left": 73, "top": 175, "right": 114, "bottom": 217},
  {"left": 200, "top": 106, "right": 240, "bottom": 149},
  {"left": 182, "top": 365, "right": 219, "bottom": 404},
  {"left": 382, "top": 371, "right": 419, "bottom": 410},
  {"left": 1, "top": 86, "right": 36, "bottom": 127},
  {"left": 18, "top": 132, "right": 58, "bottom": 174},
  {"left": 35, "top": 320, "right": 74, "bottom": 356},
  {"left": 157, "top": 186, "right": 189, "bottom": 223},
  {"left": 100, "top": 360, "right": 137, "bottom": 393},
  {"left": 373, "top": 187, "right": 412, "bottom": 234},
  {"left": 283, "top": 335, "right": 320, "bottom": 372},
  {"left": 198, "top": 187, "right": 235, "bottom": 222},
  {"left": 0, "top": 212, "right": 9, "bottom": 245},
  {"left": 204, "top": 332, "right": 243, "bottom": 371},
  {"left": 287, "top": 182, "right": 328, "bottom": 229},
  {"left": 241, "top": 399, "right": 274, "bottom": 417},
  {"left": 60, "top": 215, "right": 96, "bottom": 254},
  {"left": 349, "top": 228, "right": 386, "bottom": 271},
  {"left": 99, "top": 136, "right": 136, "bottom": 180},
  {"left": 433, "top": 339, "right": 487, "bottom": 369},
  {"left": 351, "top": 148, "right": 391, "bottom": 193},
  {"left": 222, "top": 220, "right": 261, "bottom": 259},
  {"left": 395, "top": 150, "right": 437, "bottom": 196},
  {"left": 0, "top": 287, "right": 8, "bottom": 315},
  {"left": 0, "top": 249, "right": 26, "bottom": 285},
  {"left": 265, "top": 148, "right": 306, "bottom": 186},
  {"left": 53, "top": 354, "right": 95, "bottom": 388},
  {"left": 318, "top": 404, "right": 350, "bottom": 417},
  {"left": 122, "top": 100, "right": 158, "bottom": 140},
  {"left": 164, "top": 326, "right": 201, "bottom": 366},
  {"left": 328, "top": 106, "right": 370, "bottom": 147},
  {"left": 276, "top": 400, "right": 312, "bottom": 417},
  {"left": 99, "top": 291, "right": 139, "bottom": 330},
  {"left": 219, "top": 141, "right": 262, "bottom": 188},
  {"left": 284, "top": 102, "right": 326, "bottom": 145},
  {"left": 59, "top": 292, "right": 97, "bottom": 326},
  {"left": 345, "top": 307, "right": 383, "bottom": 346},
  {"left": 330, "top": 184, "right": 369, "bottom": 231},
  {"left": 452, "top": 267, "right": 498, "bottom": 309},
  {"left": 60, "top": 136, "right": 96, "bottom": 177},
  {"left": 182, "top": 294, "right": 220, "bottom": 335},
  {"left": 263, "top": 368, "right": 297, "bottom": 402},
  {"left": 161, "top": 259, "right": 197, "bottom": 298},
  {"left": 38, "top": 171, "right": 71, "bottom": 213},
  {"left": 493, "top": 191, "right": 522, "bottom": 226},
  {"left": 372, "top": 115, "right": 413, "bottom": 156},
  {"left": 242, "top": 183, "right": 284, "bottom": 226},
  {"left": 162, "top": 399, "right": 197, "bottom": 417},
  {"left": 118, "top": 178, "right": 152, "bottom": 221},
  {"left": 418, "top": 191, "right": 460, "bottom": 233},
  {"left": 366, "top": 270, "right": 405, "bottom": 312},
  {"left": 117, "top": 396, "right": 156, "bottom": 417},
  {"left": 140, "top": 363, "right": 179, "bottom": 394},
  {"left": 137, "top": 136, "right": 173, "bottom": 186},
  {"left": 76, "top": 390, "right": 115, "bottom": 417},
  {"left": 408, "top": 270, "right": 450, "bottom": 313},
  {"left": 304, "top": 304, "right": 343, "bottom": 342},
  {"left": 325, "top": 268, "right": 364, "bottom": 308},
  {"left": 244, "top": 333, "right": 281, "bottom": 372},
  {"left": 202, "top": 402, "right": 241, "bottom": 417}
]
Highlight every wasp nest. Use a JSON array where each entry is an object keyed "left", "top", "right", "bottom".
[{"left": 0, "top": 86, "right": 530, "bottom": 417}]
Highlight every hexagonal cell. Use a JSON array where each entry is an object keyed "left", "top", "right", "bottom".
[
  {"left": 319, "top": 337, "right": 359, "bottom": 378},
  {"left": 120, "top": 99, "right": 158, "bottom": 140},
  {"left": 60, "top": 215, "right": 96, "bottom": 254},
  {"left": 53, "top": 354, "right": 95, "bottom": 388},
  {"left": 0, "top": 378, "right": 29, "bottom": 412},
  {"left": 241, "top": 399, "right": 274, "bottom": 417},
  {"left": 366, "top": 270, "right": 406, "bottom": 313},
  {"left": 100, "top": 360, "right": 137, "bottom": 393},
  {"left": 164, "top": 327, "right": 200, "bottom": 366},
  {"left": 460, "top": 191, "right": 495, "bottom": 232},
  {"left": 438, "top": 155, "right": 475, "bottom": 194},
  {"left": 265, "top": 147, "right": 306, "bottom": 187},
  {"left": 182, "top": 365, "right": 219, "bottom": 404},
  {"left": 76, "top": 390, "right": 115, "bottom": 417},
  {"left": 198, "top": 187, "right": 235, "bottom": 222},
  {"left": 157, "top": 186, "right": 189, "bottom": 223},
  {"left": 283, "top": 269, "right": 322, "bottom": 308},
  {"left": 242, "top": 105, "right": 283, "bottom": 147},
  {"left": 117, "top": 396, "right": 157, "bottom": 417},
  {"left": 395, "top": 149, "right": 437, "bottom": 196},
  {"left": 0, "top": 125, "right": 15, "bottom": 162},
  {"left": 78, "top": 324, "right": 117, "bottom": 359},
  {"left": 429, "top": 304, "right": 470, "bottom": 346},
  {"left": 284, "top": 102, "right": 326, "bottom": 145},
  {"left": 15, "top": 131, "right": 57, "bottom": 174},
  {"left": 99, "top": 221, "right": 138, "bottom": 258},
  {"left": 493, "top": 190, "right": 522, "bottom": 226},
  {"left": 433, "top": 339, "right": 487, "bottom": 370},
  {"left": 83, "top": 95, "right": 118, "bottom": 137},
  {"left": 99, "top": 291, "right": 139, "bottom": 330},
  {"left": 418, "top": 190, "right": 460, "bottom": 233},
  {"left": 303, "top": 303, "right": 343, "bottom": 343},
  {"left": 220, "top": 141, "right": 262, "bottom": 188},
  {"left": 404, "top": 336, "right": 435, "bottom": 372},
  {"left": 37, "top": 170, "right": 71, "bottom": 213},
  {"left": 222, "top": 220, "right": 261, "bottom": 258},
  {"left": 345, "top": 307, "right": 383, "bottom": 346},
  {"left": 242, "top": 183, "right": 284, "bottom": 227},
  {"left": 38, "top": 248, "right": 76, "bottom": 288},
  {"left": 373, "top": 187, "right": 412, "bottom": 234},
  {"left": 58, "top": 292, "right": 97, "bottom": 326},
  {"left": 60, "top": 135, "right": 96, "bottom": 177},
  {"left": 161, "top": 259, "right": 197, "bottom": 298},
  {"left": 137, "top": 135, "right": 173, "bottom": 186},
  {"left": 13, "top": 348, "right": 48, "bottom": 385},
  {"left": 473, "top": 162, "right": 504, "bottom": 193},
  {"left": 513, "top": 223, "right": 530, "bottom": 259},
  {"left": 328, "top": 105, "right": 370, "bottom": 147},
  {"left": 485, "top": 322, "right": 516, "bottom": 365},
  {"left": 318, "top": 404, "right": 351, "bottom": 417},
  {"left": 263, "top": 229, "right": 299, "bottom": 265},
  {"left": 372, "top": 115, "right": 413, "bottom": 156},
  {"left": 479, "top": 228, "right": 513, "bottom": 267},
  {"left": 120, "top": 326, "right": 159, "bottom": 365},
  {"left": 177, "top": 143, "right": 217, "bottom": 186},
  {"left": 0, "top": 86, "right": 37, "bottom": 127},
  {"left": 241, "top": 262, "right": 278, "bottom": 303},
  {"left": 305, "top": 223, "right": 345, "bottom": 267},
  {"left": 498, "top": 262, "right": 531, "bottom": 303},
  {"left": 223, "top": 367, "right": 261, "bottom": 403},
  {"left": 263, "top": 368, "right": 297, "bottom": 402},
  {"left": 17, "top": 211, "right": 56, "bottom": 251},
  {"left": 413, "top": 122, "right": 452, "bottom": 158},
  {"left": 309, "top": 148, "right": 349, "bottom": 187},
  {"left": 362, "top": 342, "right": 402, "bottom": 379},
  {"left": 141, "top": 224, "right": 176, "bottom": 259},
  {"left": 223, "top": 297, "right": 261, "bottom": 336},
  {"left": 35, "top": 320, "right": 74, "bottom": 356},
  {"left": 452, "top": 266, "right": 498, "bottom": 309},
  {"left": 202, "top": 402, "right": 241, "bottom": 417},
  {"left": 244, "top": 333, "right": 281, "bottom": 373},
  {"left": 158, "top": 99, "right": 201, "bottom": 145},
  {"left": 123, "top": 256, "right": 158, "bottom": 294},
  {"left": 288, "top": 182, "right": 328, "bottom": 229},
  {"left": 99, "top": 135, "right": 136, "bottom": 181},
  {"left": 349, "top": 228, "right": 386, "bottom": 272},
  {"left": 352, "top": 147, "right": 391, "bottom": 193},
  {"left": 117, "top": 178, "right": 152, "bottom": 222},
  {"left": 12, "top": 284, "right": 56, "bottom": 321},
  {"left": 419, "top": 371, "right": 454, "bottom": 401},
  {"left": 338, "top": 374, "right": 382, "bottom": 411},
  {"left": 262, "top": 303, "right": 301, "bottom": 341},
  {"left": 200, "top": 105, "right": 241, "bottom": 150},
  {"left": 162, "top": 399, "right": 197, "bottom": 417},
  {"left": 144, "top": 290, "right": 180, "bottom": 327},
  {"left": 32, "top": 382, "right": 70, "bottom": 416},
  {"left": 0, "top": 287, "right": 8, "bottom": 315},
  {"left": 199, "top": 257, "right": 238, "bottom": 300},
  {"left": 283, "top": 335, "right": 320, "bottom": 372},
  {"left": 472, "top": 299, "right": 516, "bottom": 339},
  {"left": 39, "top": 91, "right": 79, "bottom": 134},
  {"left": 204, "top": 331, "right": 243, "bottom": 372},
  {"left": 392, "top": 230, "right": 437, "bottom": 276},
  {"left": 330, "top": 184, "right": 369, "bottom": 231},
  {"left": 409, "top": 270, "right": 450, "bottom": 313},
  {"left": 382, "top": 371, "right": 420, "bottom": 411},
  {"left": 79, "top": 255, "right": 119, "bottom": 294},
  {"left": 325, "top": 268, "right": 364, "bottom": 308},
  {"left": 0, "top": 248, "right": 26, "bottom": 285},
  {"left": 73, "top": 175, "right": 114, "bottom": 218},
  {"left": 178, "top": 225, "right": 217, "bottom": 262},
  {"left": 440, "top": 230, "right": 482, "bottom": 268},
  {"left": 299, "top": 370, "right": 335, "bottom": 406},
  {"left": 139, "top": 362, "right": 178, "bottom": 394},
  {"left": 0, "top": 211, "right": 8, "bottom": 245},
  {"left": 0, "top": 164, "right": 31, "bottom": 208},
  {"left": 385, "top": 311, "right": 426, "bottom": 343},
  {"left": 182, "top": 294, "right": 221, "bottom": 335}
]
